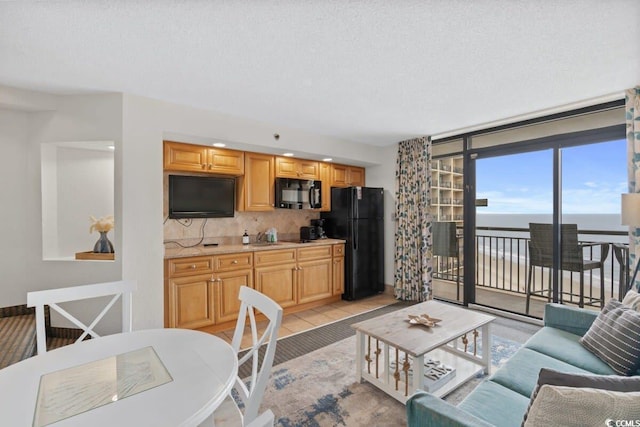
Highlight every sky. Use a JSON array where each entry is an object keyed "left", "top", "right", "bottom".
[{"left": 476, "top": 139, "right": 627, "bottom": 214}]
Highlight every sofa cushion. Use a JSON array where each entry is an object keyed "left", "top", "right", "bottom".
[
  {"left": 523, "top": 385, "right": 640, "bottom": 426},
  {"left": 524, "top": 326, "right": 616, "bottom": 375},
  {"left": 489, "top": 348, "right": 591, "bottom": 397},
  {"left": 522, "top": 368, "right": 640, "bottom": 425},
  {"left": 406, "top": 391, "right": 494, "bottom": 427},
  {"left": 622, "top": 289, "right": 640, "bottom": 311},
  {"left": 580, "top": 299, "right": 640, "bottom": 375},
  {"left": 534, "top": 367, "right": 640, "bottom": 391},
  {"left": 458, "top": 380, "right": 531, "bottom": 427}
]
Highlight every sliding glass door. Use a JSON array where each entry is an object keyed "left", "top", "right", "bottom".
[
  {"left": 474, "top": 149, "right": 554, "bottom": 317},
  {"left": 559, "top": 140, "right": 627, "bottom": 308},
  {"left": 461, "top": 136, "right": 626, "bottom": 317},
  {"left": 430, "top": 105, "right": 627, "bottom": 317}
]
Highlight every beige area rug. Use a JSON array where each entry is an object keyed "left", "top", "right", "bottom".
[{"left": 259, "top": 333, "right": 523, "bottom": 427}]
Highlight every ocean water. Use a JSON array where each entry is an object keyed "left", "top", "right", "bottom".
[{"left": 476, "top": 213, "right": 627, "bottom": 244}]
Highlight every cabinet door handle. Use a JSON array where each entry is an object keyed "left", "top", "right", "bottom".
[
  {"left": 231, "top": 260, "right": 238, "bottom": 264},
  {"left": 208, "top": 164, "right": 213, "bottom": 169},
  {"left": 190, "top": 264, "right": 197, "bottom": 269}
]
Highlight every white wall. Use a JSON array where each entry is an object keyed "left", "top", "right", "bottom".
[
  {"left": 0, "top": 93, "right": 123, "bottom": 334},
  {"left": 364, "top": 144, "right": 398, "bottom": 288},
  {"left": 120, "top": 94, "right": 395, "bottom": 329},
  {"left": 57, "top": 147, "right": 114, "bottom": 256},
  {"left": 40, "top": 146, "right": 115, "bottom": 259},
  {"left": 0, "top": 110, "right": 30, "bottom": 306},
  {"left": 1, "top": 87, "right": 398, "bottom": 330}
]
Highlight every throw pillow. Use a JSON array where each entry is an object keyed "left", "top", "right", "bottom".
[
  {"left": 580, "top": 299, "right": 640, "bottom": 375},
  {"left": 622, "top": 289, "right": 640, "bottom": 311},
  {"left": 521, "top": 368, "right": 640, "bottom": 426},
  {"left": 536, "top": 367, "right": 640, "bottom": 391},
  {"left": 523, "top": 385, "right": 640, "bottom": 427}
]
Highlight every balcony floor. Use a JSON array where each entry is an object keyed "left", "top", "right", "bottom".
[{"left": 433, "top": 279, "right": 601, "bottom": 319}]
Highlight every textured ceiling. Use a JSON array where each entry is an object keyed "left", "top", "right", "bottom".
[{"left": 0, "top": 1, "right": 638, "bottom": 146}]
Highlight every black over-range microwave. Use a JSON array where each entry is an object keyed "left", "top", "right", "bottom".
[{"left": 275, "top": 178, "right": 322, "bottom": 209}]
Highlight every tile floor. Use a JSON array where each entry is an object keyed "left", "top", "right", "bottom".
[{"left": 214, "top": 292, "right": 397, "bottom": 349}]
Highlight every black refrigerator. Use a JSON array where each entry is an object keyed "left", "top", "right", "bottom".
[{"left": 321, "top": 187, "right": 385, "bottom": 300}]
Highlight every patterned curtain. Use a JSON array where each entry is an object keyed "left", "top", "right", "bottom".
[
  {"left": 627, "top": 86, "right": 640, "bottom": 291},
  {"left": 394, "top": 137, "right": 433, "bottom": 301}
]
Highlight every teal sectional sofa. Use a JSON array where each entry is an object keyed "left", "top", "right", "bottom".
[{"left": 406, "top": 303, "right": 638, "bottom": 427}]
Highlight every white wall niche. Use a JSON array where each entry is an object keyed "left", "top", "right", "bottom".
[{"left": 41, "top": 141, "right": 115, "bottom": 261}]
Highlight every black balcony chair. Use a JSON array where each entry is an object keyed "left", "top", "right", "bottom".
[
  {"left": 526, "top": 223, "right": 609, "bottom": 315},
  {"left": 612, "top": 243, "right": 630, "bottom": 298},
  {"left": 433, "top": 221, "right": 461, "bottom": 300}
]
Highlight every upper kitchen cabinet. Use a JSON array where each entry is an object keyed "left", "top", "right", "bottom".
[
  {"left": 164, "top": 141, "right": 244, "bottom": 175},
  {"left": 331, "top": 164, "right": 365, "bottom": 187},
  {"left": 238, "top": 152, "right": 275, "bottom": 212},
  {"left": 319, "top": 162, "right": 331, "bottom": 212},
  {"left": 275, "top": 156, "right": 319, "bottom": 179}
]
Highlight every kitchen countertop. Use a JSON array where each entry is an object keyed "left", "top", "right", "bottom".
[{"left": 164, "top": 238, "right": 346, "bottom": 259}]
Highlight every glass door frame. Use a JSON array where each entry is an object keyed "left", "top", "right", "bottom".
[{"left": 459, "top": 124, "right": 625, "bottom": 310}]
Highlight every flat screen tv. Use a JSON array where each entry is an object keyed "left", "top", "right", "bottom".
[{"left": 168, "top": 175, "right": 235, "bottom": 218}]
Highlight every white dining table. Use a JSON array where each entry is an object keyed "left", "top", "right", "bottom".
[{"left": 0, "top": 328, "right": 238, "bottom": 427}]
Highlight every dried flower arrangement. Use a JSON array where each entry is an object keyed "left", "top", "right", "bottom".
[{"left": 89, "top": 215, "right": 114, "bottom": 234}]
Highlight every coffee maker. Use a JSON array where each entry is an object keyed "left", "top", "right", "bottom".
[{"left": 311, "top": 219, "right": 327, "bottom": 239}]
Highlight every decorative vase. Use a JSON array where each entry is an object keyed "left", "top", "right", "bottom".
[{"left": 93, "top": 231, "right": 114, "bottom": 253}]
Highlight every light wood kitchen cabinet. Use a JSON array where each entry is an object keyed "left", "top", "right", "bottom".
[
  {"left": 214, "top": 268, "right": 253, "bottom": 323},
  {"left": 332, "top": 244, "right": 345, "bottom": 295},
  {"left": 254, "top": 248, "right": 298, "bottom": 308},
  {"left": 212, "top": 252, "right": 253, "bottom": 323},
  {"left": 165, "top": 252, "right": 253, "bottom": 328},
  {"left": 164, "top": 255, "right": 216, "bottom": 329},
  {"left": 297, "top": 245, "right": 333, "bottom": 304},
  {"left": 319, "top": 162, "right": 332, "bottom": 212},
  {"left": 254, "top": 245, "right": 337, "bottom": 307},
  {"left": 165, "top": 242, "right": 345, "bottom": 330},
  {"left": 166, "top": 256, "right": 215, "bottom": 277},
  {"left": 297, "top": 258, "right": 333, "bottom": 304},
  {"left": 275, "top": 156, "right": 320, "bottom": 179},
  {"left": 164, "top": 141, "right": 244, "bottom": 175},
  {"left": 238, "top": 152, "right": 275, "bottom": 211},
  {"left": 167, "top": 273, "right": 216, "bottom": 329},
  {"left": 331, "top": 164, "right": 365, "bottom": 187}
]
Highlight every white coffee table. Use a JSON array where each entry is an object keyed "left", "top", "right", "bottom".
[{"left": 351, "top": 300, "right": 495, "bottom": 403}]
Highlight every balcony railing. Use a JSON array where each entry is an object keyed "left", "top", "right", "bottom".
[{"left": 433, "top": 226, "right": 629, "bottom": 312}]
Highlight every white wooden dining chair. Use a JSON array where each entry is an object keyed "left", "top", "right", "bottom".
[
  {"left": 245, "top": 409, "right": 275, "bottom": 427},
  {"left": 215, "top": 286, "right": 282, "bottom": 427},
  {"left": 27, "top": 280, "right": 136, "bottom": 355}
]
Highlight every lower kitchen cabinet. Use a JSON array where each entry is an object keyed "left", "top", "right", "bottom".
[
  {"left": 332, "top": 255, "right": 345, "bottom": 295},
  {"left": 167, "top": 274, "right": 215, "bottom": 329},
  {"left": 332, "top": 243, "right": 345, "bottom": 295},
  {"left": 254, "top": 262, "right": 298, "bottom": 308},
  {"left": 214, "top": 268, "right": 253, "bottom": 323},
  {"left": 165, "top": 253, "right": 253, "bottom": 329},
  {"left": 297, "top": 258, "right": 333, "bottom": 304},
  {"left": 165, "top": 242, "right": 345, "bottom": 330}
]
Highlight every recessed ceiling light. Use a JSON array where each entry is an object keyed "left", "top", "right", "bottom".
[
  {"left": 107, "top": 145, "right": 115, "bottom": 150},
  {"left": 213, "top": 142, "right": 226, "bottom": 148},
  {"left": 283, "top": 152, "right": 294, "bottom": 157},
  {"left": 323, "top": 158, "right": 333, "bottom": 162}
]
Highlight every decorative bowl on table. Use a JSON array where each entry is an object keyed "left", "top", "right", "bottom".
[{"left": 407, "top": 314, "right": 442, "bottom": 327}]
